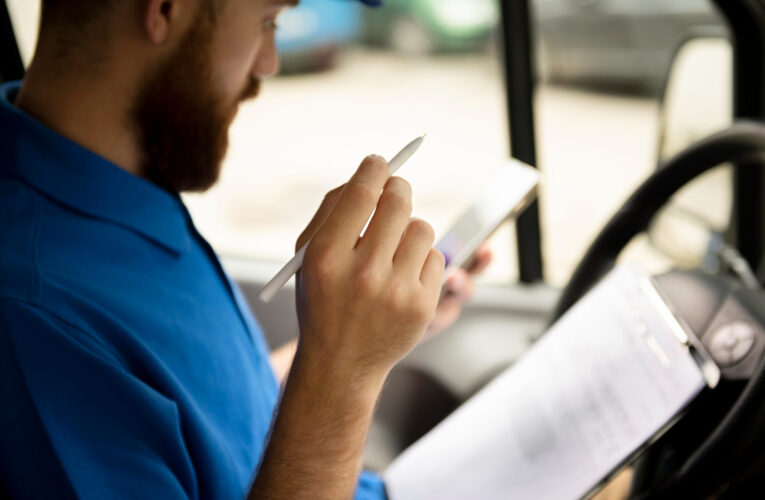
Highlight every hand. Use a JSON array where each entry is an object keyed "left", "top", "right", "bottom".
[
  {"left": 423, "top": 244, "right": 492, "bottom": 340},
  {"left": 294, "top": 155, "right": 445, "bottom": 381},
  {"left": 252, "top": 156, "right": 444, "bottom": 499}
]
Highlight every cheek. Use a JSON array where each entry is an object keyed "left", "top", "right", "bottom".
[{"left": 210, "top": 24, "right": 265, "bottom": 95}]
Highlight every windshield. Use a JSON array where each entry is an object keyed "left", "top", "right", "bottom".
[{"left": 5, "top": 0, "right": 733, "bottom": 287}]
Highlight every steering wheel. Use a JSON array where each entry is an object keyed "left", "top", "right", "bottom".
[
  {"left": 552, "top": 122, "right": 765, "bottom": 322},
  {"left": 549, "top": 122, "right": 765, "bottom": 497}
]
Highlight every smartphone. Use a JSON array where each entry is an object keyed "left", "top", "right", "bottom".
[{"left": 435, "top": 159, "right": 540, "bottom": 279}]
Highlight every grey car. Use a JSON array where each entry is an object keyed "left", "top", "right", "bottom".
[{"left": 535, "top": 0, "right": 727, "bottom": 92}]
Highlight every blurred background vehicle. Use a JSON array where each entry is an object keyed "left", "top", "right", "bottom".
[
  {"left": 275, "top": 0, "right": 363, "bottom": 73},
  {"left": 535, "top": 0, "right": 726, "bottom": 93},
  {"left": 361, "top": 0, "right": 499, "bottom": 54}
]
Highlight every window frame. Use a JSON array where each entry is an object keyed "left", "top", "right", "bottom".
[
  {"left": 0, "top": 1, "right": 23, "bottom": 82},
  {"left": 499, "top": 0, "right": 545, "bottom": 284},
  {"left": 713, "top": 0, "right": 765, "bottom": 274}
]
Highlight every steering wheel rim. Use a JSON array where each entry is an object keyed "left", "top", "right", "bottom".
[{"left": 551, "top": 121, "right": 765, "bottom": 324}]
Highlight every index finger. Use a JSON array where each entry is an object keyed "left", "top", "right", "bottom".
[
  {"left": 295, "top": 184, "right": 345, "bottom": 252},
  {"left": 312, "top": 155, "right": 390, "bottom": 251}
]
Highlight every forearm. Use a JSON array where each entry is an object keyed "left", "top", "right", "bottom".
[{"left": 248, "top": 347, "right": 386, "bottom": 500}]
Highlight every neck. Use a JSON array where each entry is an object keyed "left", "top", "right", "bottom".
[{"left": 15, "top": 41, "right": 144, "bottom": 178}]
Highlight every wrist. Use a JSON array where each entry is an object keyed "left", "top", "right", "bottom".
[
  {"left": 290, "top": 342, "right": 389, "bottom": 401},
  {"left": 251, "top": 340, "right": 390, "bottom": 500}
]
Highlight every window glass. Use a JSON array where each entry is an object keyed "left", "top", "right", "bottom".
[
  {"left": 184, "top": 0, "right": 517, "bottom": 282},
  {"left": 6, "top": 0, "right": 734, "bottom": 287},
  {"left": 6, "top": 0, "right": 38, "bottom": 66},
  {"left": 6, "top": 0, "right": 517, "bottom": 283},
  {"left": 532, "top": 0, "right": 732, "bottom": 286}
]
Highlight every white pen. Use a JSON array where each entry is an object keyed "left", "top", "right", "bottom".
[{"left": 258, "top": 135, "right": 426, "bottom": 303}]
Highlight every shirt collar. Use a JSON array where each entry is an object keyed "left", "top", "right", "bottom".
[{"left": 0, "top": 81, "right": 192, "bottom": 255}]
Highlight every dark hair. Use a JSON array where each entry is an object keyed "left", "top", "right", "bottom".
[
  {"left": 40, "top": 0, "right": 116, "bottom": 29},
  {"left": 40, "top": 1, "right": 220, "bottom": 32},
  {"left": 37, "top": 0, "right": 221, "bottom": 68}
]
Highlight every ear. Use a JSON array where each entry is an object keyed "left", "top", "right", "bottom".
[{"left": 143, "top": 0, "right": 185, "bottom": 44}]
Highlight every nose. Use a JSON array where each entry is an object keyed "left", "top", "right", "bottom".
[{"left": 252, "top": 35, "right": 280, "bottom": 78}]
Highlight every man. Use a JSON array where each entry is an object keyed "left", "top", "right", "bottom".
[{"left": 0, "top": 0, "right": 490, "bottom": 498}]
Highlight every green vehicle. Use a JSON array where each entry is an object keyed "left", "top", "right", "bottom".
[{"left": 362, "top": 0, "right": 499, "bottom": 54}]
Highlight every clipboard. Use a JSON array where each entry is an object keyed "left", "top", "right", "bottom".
[{"left": 384, "top": 265, "right": 720, "bottom": 500}]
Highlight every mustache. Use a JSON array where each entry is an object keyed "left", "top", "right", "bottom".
[{"left": 239, "top": 77, "right": 261, "bottom": 103}]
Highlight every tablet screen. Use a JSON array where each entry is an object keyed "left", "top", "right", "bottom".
[{"left": 436, "top": 159, "right": 538, "bottom": 272}]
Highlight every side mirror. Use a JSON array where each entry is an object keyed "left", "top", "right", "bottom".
[
  {"left": 650, "top": 37, "right": 735, "bottom": 278},
  {"left": 659, "top": 37, "right": 732, "bottom": 161}
]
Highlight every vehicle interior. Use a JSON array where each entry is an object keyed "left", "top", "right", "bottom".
[{"left": 2, "top": 0, "right": 764, "bottom": 497}]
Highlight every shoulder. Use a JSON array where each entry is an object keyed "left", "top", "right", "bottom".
[
  {"left": 0, "top": 174, "right": 98, "bottom": 304},
  {"left": 0, "top": 175, "right": 45, "bottom": 302},
  {"left": 0, "top": 298, "right": 127, "bottom": 368},
  {"left": 0, "top": 172, "right": 122, "bottom": 317},
  {"left": 0, "top": 176, "right": 132, "bottom": 367}
]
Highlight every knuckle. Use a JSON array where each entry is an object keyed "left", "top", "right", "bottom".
[
  {"left": 355, "top": 264, "right": 382, "bottom": 296},
  {"left": 382, "top": 279, "right": 429, "bottom": 322},
  {"left": 409, "top": 218, "right": 435, "bottom": 243},
  {"left": 430, "top": 247, "right": 446, "bottom": 266},
  {"left": 386, "top": 278, "right": 409, "bottom": 307},
  {"left": 359, "top": 155, "right": 390, "bottom": 179},
  {"left": 404, "top": 293, "right": 431, "bottom": 323},
  {"left": 304, "top": 246, "right": 337, "bottom": 280},
  {"left": 386, "top": 176, "right": 412, "bottom": 198},
  {"left": 383, "top": 178, "right": 412, "bottom": 210},
  {"left": 382, "top": 188, "right": 412, "bottom": 215},
  {"left": 347, "top": 181, "right": 379, "bottom": 207}
]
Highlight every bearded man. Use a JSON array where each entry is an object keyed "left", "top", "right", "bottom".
[{"left": 0, "top": 0, "right": 490, "bottom": 498}]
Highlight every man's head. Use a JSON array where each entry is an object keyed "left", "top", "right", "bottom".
[
  {"left": 37, "top": 0, "right": 296, "bottom": 193},
  {"left": 128, "top": 0, "right": 267, "bottom": 193}
]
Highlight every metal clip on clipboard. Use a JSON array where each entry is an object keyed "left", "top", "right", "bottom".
[{"left": 641, "top": 273, "right": 721, "bottom": 390}]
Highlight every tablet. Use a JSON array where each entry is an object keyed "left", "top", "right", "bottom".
[
  {"left": 435, "top": 159, "right": 539, "bottom": 278},
  {"left": 384, "top": 265, "right": 720, "bottom": 500}
]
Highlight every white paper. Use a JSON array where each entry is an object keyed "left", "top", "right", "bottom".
[{"left": 384, "top": 266, "right": 709, "bottom": 500}]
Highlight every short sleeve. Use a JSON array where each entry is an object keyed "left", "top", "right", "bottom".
[
  {"left": 355, "top": 470, "right": 388, "bottom": 500},
  {"left": 0, "top": 301, "right": 198, "bottom": 500}
]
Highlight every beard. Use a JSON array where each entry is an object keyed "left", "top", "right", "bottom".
[{"left": 131, "top": 14, "right": 261, "bottom": 193}]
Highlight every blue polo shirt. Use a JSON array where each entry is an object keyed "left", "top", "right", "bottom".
[{"left": 0, "top": 81, "right": 386, "bottom": 499}]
